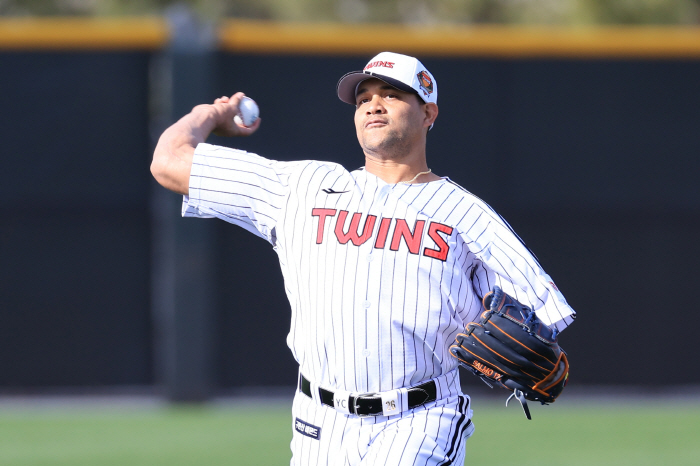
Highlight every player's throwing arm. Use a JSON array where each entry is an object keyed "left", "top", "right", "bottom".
[{"left": 151, "top": 92, "right": 260, "bottom": 195}]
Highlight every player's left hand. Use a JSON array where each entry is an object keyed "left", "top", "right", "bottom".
[{"left": 449, "top": 286, "right": 570, "bottom": 419}]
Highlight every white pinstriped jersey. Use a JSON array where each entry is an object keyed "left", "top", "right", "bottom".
[{"left": 183, "top": 143, "right": 575, "bottom": 394}]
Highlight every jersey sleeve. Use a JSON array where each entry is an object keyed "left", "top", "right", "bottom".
[
  {"left": 459, "top": 203, "right": 576, "bottom": 332},
  {"left": 182, "top": 143, "right": 302, "bottom": 244}
]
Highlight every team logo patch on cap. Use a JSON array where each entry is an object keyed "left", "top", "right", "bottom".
[{"left": 417, "top": 70, "right": 433, "bottom": 96}]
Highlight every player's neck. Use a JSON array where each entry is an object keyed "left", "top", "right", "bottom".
[{"left": 364, "top": 155, "right": 440, "bottom": 184}]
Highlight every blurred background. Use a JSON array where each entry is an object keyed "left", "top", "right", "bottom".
[
  {"left": 1, "top": 0, "right": 699, "bottom": 403},
  {"left": 1, "top": 2, "right": 699, "bottom": 466},
  {"left": 2, "top": 0, "right": 700, "bottom": 24}
]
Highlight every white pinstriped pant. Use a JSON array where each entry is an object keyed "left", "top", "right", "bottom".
[{"left": 290, "top": 374, "right": 474, "bottom": 466}]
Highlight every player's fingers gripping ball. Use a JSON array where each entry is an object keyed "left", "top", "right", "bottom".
[{"left": 449, "top": 286, "right": 569, "bottom": 417}]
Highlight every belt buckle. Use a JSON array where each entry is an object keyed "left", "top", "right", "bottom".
[{"left": 352, "top": 392, "right": 380, "bottom": 418}]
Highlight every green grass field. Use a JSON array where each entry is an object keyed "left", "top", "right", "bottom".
[{"left": 1, "top": 399, "right": 698, "bottom": 465}]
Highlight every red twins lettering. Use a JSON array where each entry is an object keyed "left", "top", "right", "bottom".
[
  {"left": 311, "top": 209, "right": 452, "bottom": 261},
  {"left": 335, "top": 211, "right": 377, "bottom": 246},
  {"left": 363, "top": 61, "right": 395, "bottom": 71},
  {"left": 311, "top": 208, "right": 337, "bottom": 244},
  {"left": 390, "top": 219, "right": 425, "bottom": 254},
  {"left": 374, "top": 218, "right": 392, "bottom": 249},
  {"left": 424, "top": 223, "right": 454, "bottom": 261}
]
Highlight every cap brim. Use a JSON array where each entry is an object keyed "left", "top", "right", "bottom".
[{"left": 337, "top": 71, "right": 418, "bottom": 105}]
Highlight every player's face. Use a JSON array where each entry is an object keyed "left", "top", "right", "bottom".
[{"left": 354, "top": 79, "right": 429, "bottom": 159}]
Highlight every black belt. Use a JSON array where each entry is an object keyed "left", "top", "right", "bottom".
[{"left": 299, "top": 374, "right": 437, "bottom": 417}]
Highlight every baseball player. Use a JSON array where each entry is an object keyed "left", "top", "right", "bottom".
[{"left": 151, "top": 51, "right": 576, "bottom": 465}]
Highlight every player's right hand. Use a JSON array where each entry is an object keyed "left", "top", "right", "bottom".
[{"left": 196, "top": 92, "right": 261, "bottom": 138}]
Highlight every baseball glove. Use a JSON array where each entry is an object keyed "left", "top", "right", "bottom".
[{"left": 449, "top": 286, "right": 569, "bottom": 419}]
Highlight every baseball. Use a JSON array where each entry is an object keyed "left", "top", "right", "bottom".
[{"left": 234, "top": 96, "right": 259, "bottom": 127}]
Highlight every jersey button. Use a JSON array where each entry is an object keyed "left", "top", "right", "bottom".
[
  {"left": 363, "top": 300, "right": 371, "bottom": 309},
  {"left": 362, "top": 349, "right": 371, "bottom": 357},
  {"left": 366, "top": 254, "right": 374, "bottom": 262}
]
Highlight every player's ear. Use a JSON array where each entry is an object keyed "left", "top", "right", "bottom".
[{"left": 424, "top": 103, "right": 438, "bottom": 129}]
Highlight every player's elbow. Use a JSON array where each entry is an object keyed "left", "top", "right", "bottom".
[
  {"left": 151, "top": 148, "right": 189, "bottom": 195},
  {"left": 150, "top": 149, "right": 168, "bottom": 185},
  {"left": 150, "top": 156, "right": 166, "bottom": 185}
]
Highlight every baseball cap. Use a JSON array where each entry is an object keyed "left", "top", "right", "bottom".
[{"left": 336, "top": 51, "right": 438, "bottom": 106}]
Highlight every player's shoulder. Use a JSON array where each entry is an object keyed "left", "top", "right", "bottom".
[
  {"left": 441, "top": 177, "right": 486, "bottom": 204},
  {"left": 437, "top": 178, "right": 511, "bottom": 231},
  {"left": 303, "top": 159, "right": 347, "bottom": 172},
  {"left": 436, "top": 178, "right": 495, "bottom": 215},
  {"left": 443, "top": 178, "right": 537, "bottom": 257},
  {"left": 196, "top": 143, "right": 344, "bottom": 172},
  {"left": 194, "top": 143, "right": 273, "bottom": 168},
  {"left": 285, "top": 159, "right": 351, "bottom": 184}
]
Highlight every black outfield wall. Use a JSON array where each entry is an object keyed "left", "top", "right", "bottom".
[{"left": 0, "top": 51, "right": 153, "bottom": 387}]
